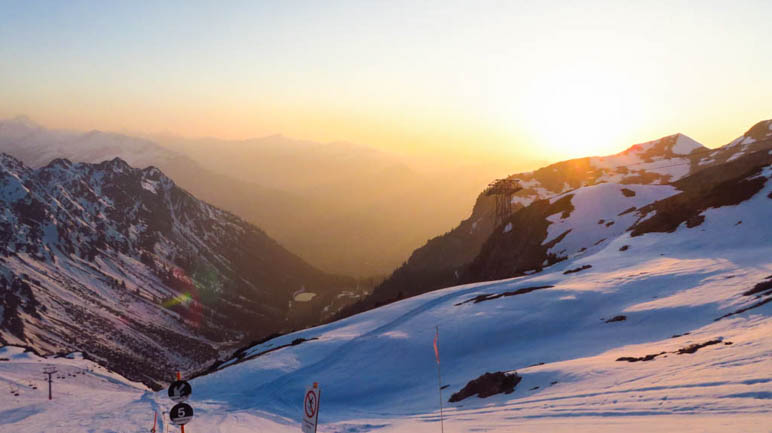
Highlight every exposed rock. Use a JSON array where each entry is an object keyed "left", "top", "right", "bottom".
[
  {"left": 617, "top": 352, "right": 666, "bottom": 362},
  {"left": 563, "top": 265, "right": 592, "bottom": 275},
  {"left": 449, "top": 371, "right": 522, "bottom": 402},
  {"left": 715, "top": 298, "right": 772, "bottom": 321},
  {"left": 455, "top": 285, "right": 554, "bottom": 306},
  {"left": 677, "top": 339, "right": 723, "bottom": 354},
  {"left": 197, "top": 336, "right": 319, "bottom": 376},
  {"left": 743, "top": 279, "right": 772, "bottom": 296},
  {"left": 463, "top": 195, "right": 575, "bottom": 283}
]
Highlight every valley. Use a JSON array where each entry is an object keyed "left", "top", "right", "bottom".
[{"left": 1, "top": 119, "right": 770, "bottom": 432}]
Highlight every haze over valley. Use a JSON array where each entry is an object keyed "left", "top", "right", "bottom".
[
  {"left": 0, "top": 116, "right": 519, "bottom": 278},
  {"left": 1, "top": 1, "right": 770, "bottom": 432}
]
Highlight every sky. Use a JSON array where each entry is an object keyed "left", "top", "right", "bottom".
[{"left": 1, "top": 0, "right": 770, "bottom": 165}]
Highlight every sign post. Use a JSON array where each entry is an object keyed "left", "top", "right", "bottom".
[
  {"left": 168, "top": 372, "right": 194, "bottom": 432},
  {"left": 301, "top": 382, "right": 321, "bottom": 433},
  {"left": 43, "top": 367, "right": 57, "bottom": 400}
]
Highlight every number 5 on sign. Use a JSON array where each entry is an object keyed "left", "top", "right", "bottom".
[{"left": 301, "top": 383, "right": 320, "bottom": 433}]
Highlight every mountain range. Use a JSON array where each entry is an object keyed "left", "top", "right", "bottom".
[
  {"left": 1, "top": 117, "right": 769, "bottom": 393},
  {"left": 0, "top": 153, "right": 356, "bottom": 388},
  {"left": 2, "top": 119, "right": 769, "bottom": 432},
  {"left": 0, "top": 116, "right": 772, "bottom": 432},
  {"left": 0, "top": 116, "right": 510, "bottom": 277}
]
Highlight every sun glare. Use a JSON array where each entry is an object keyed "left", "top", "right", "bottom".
[{"left": 518, "top": 64, "right": 645, "bottom": 160}]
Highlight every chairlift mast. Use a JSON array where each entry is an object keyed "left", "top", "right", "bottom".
[{"left": 483, "top": 178, "right": 522, "bottom": 224}]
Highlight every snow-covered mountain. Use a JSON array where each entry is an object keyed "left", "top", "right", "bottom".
[
  {"left": 360, "top": 120, "right": 772, "bottom": 311},
  {"left": 0, "top": 116, "right": 306, "bottom": 262},
  {"left": 0, "top": 154, "right": 354, "bottom": 389},
  {"left": 188, "top": 170, "right": 771, "bottom": 430},
  {"left": 2, "top": 121, "right": 770, "bottom": 432},
  {"left": 4, "top": 148, "right": 769, "bottom": 432}
]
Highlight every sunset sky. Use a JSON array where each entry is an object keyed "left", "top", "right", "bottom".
[{"left": 1, "top": 0, "right": 770, "bottom": 164}]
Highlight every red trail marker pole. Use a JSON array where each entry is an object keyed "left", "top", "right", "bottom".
[{"left": 434, "top": 326, "right": 445, "bottom": 433}]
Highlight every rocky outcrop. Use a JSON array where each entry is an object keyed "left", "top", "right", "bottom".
[{"left": 449, "top": 371, "right": 522, "bottom": 402}]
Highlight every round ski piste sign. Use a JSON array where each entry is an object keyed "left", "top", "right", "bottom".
[
  {"left": 170, "top": 402, "right": 194, "bottom": 425},
  {"left": 168, "top": 380, "right": 192, "bottom": 403},
  {"left": 304, "top": 389, "right": 317, "bottom": 418}
]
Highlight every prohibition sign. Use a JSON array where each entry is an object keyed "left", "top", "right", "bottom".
[{"left": 304, "top": 389, "right": 318, "bottom": 418}]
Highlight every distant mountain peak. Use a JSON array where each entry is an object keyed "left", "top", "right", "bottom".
[
  {"left": 7, "top": 115, "right": 40, "bottom": 128},
  {"left": 94, "top": 156, "right": 132, "bottom": 173},
  {"left": 619, "top": 133, "right": 704, "bottom": 157},
  {"left": 670, "top": 133, "right": 703, "bottom": 155},
  {"left": 0, "top": 152, "right": 25, "bottom": 168},
  {"left": 740, "top": 119, "right": 772, "bottom": 143},
  {"left": 43, "top": 157, "right": 73, "bottom": 169}
]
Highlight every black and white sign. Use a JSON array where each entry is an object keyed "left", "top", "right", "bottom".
[
  {"left": 168, "top": 380, "right": 192, "bottom": 403},
  {"left": 301, "top": 383, "right": 320, "bottom": 433},
  {"left": 170, "top": 403, "right": 194, "bottom": 426}
]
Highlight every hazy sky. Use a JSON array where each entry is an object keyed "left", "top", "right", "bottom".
[{"left": 1, "top": 0, "right": 770, "bottom": 164}]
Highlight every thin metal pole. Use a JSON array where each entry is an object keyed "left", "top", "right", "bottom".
[
  {"left": 176, "top": 371, "right": 185, "bottom": 433},
  {"left": 436, "top": 326, "right": 445, "bottom": 433},
  {"left": 43, "top": 368, "right": 57, "bottom": 400},
  {"left": 314, "top": 383, "right": 320, "bottom": 433}
]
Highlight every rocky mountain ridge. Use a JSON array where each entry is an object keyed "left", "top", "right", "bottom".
[
  {"left": 0, "top": 154, "right": 354, "bottom": 388},
  {"left": 349, "top": 120, "right": 772, "bottom": 313}
]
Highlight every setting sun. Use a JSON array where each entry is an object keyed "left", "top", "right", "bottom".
[
  {"left": 514, "top": 62, "right": 646, "bottom": 159},
  {"left": 0, "top": 2, "right": 770, "bottom": 432},
  {"left": 2, "top": 1, "right": 770, "bottom": 165}
]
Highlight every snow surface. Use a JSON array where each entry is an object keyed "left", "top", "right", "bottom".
[
  {"left": 3, "top": 170, "right": 771, "bottom": 432},
  {"left": 727, "top": 151, "right": 745, "bottom": 162},
  {"left": 543, "top": 183, "right": 679, "bottom": 257},
  {"left": 671, "top": 134, "right": 702, "bottom": 155}
]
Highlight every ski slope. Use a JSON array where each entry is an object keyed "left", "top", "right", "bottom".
[{"left": 2, "top": 173, "right": 771, "bottom": 432}]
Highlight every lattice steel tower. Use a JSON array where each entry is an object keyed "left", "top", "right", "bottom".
[{"left": 483, "top": 178, "right": 522, "bottom": 225}]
